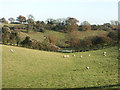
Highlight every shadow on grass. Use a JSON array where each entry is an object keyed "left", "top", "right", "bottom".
[
  {"left": 2, "top": 84, "right": 120, "bottom": 90},
  {"left": 64, "top": 84, "right": 120, "bottom": 90}
]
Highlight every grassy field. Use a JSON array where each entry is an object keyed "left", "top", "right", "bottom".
[
  {"left": 20, "top": 30, "right": 107, "bottom": 40},
  {"left": 1, "top": 23, "right": 21, "bottom": 27},
  {"left": 19, "top": 30, "right": 108, "bottom": 47},
  {"left": 20, "top": 30, "right": 66, "bottom": 42},
  {"left": 2, "top": 45, "right": 118, "bottom": 88}
]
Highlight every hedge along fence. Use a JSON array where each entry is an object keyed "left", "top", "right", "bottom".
[{"left": 13, "top": 25, "right": 27, "bottom": 30}]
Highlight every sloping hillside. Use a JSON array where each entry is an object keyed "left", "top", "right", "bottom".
[
  {"left": 19, "top": 30, "right": 108, "bottom": 47},
  {"left": 2, "top": 45, "right": 118, "bottom": 88}
]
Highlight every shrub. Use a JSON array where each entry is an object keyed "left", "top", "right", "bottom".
[
  {"left": 69, "top": 38, "right": 81, "bottom": 49},
  {"left": 81, "top": 38, "right": 92, "bottom": 50},
  {"left": 92, "top": 35, "right": 111, "bottom": 47},
  {"left": 2, "top": 27, "right": 21, "bottom": 45},
  {"left": 45, "top": 35, "right": 57, "bottom": 45},
  {"left": 2, "top": 26, "right": 11, "bottom": 33},
  {"left": 40, "top": 28, "right": 45, "bottom": 33},
  {"left": 21, "top": 36, "right": 32, "bottom": 48},
  {"left": 107, "top": 31, "right": 117, "bottom": 41}
]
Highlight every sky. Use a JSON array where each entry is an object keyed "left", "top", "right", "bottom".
[{"left": 0, "top": 0, "right": 119, "bottom": 25}]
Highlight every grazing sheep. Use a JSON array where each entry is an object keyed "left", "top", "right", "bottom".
[
  {"left": 63, "top": 55, "right": 69, "bottom": 58},
  {"left": 103, "top": 52, "right": 106, "bottom": 54},
  {"left": 80, "top": 55, "right": 82, "bottom": 58},
  {"left": 66, "top": 55, "right": 69, "bottom": 58},
  {"left": 63, "top": 55, "right": 67, "bottom": 58},
  {"left": 89, "top": 54, "right": 91, "bottom": 56},
  {"left": 73, "top": 55, "right": 76, "bottom": 56},
  {"left": 103, "top": 54, "right": 106, "bottom": 56},
  {"left": 10, "top": 49, "right": 14, "bottom": 52},
  {"left": 103, "top": 52, "right": 106, "bottom": 56},
  {"left": 86, "top": 66, "right": 89, "bottom": 69}
]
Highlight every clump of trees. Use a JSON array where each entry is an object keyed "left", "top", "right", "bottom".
[
  {"left": 33, "top": 21, "right": 45, "bottom": 33},
  {"left": 0, "top": 18, "right": 8, "bottom": 24},
  {"left": 81, "top": 38, "right": 92, "bottom": 51},
  {"left": 91, "top": 35, "right": 112, "bottom": 49},
  {"left": 65, "top": 30, "right": 116, "bottom": 52},
  {"left": 16, "top": 15, "right": 26, "bottom": 24},
  {"left": 107, "top": 31, "right": 118, "bottom": 41},
  {"left": 1, "top": 15, "right": 119, "bottom": 52},
  {"left": 65, "top": 31, "right": 81, "bottom": 50},
  {"left": 45, "top": 35, "right": 57, "bottom": 45},
  {"left": 8, "top": 17, "right": 15, "bottom": 23},
  {"left": 1, "top": 15, "right": 118, "bottom": 34},
  {"left": 80, "top": 21, "right": 91, "bottom": 31},
  {"left": 21, "top": 36, "right": 60, "bottom": 51},
  {"left": 2, "top": 26, "right": 21, "bottom": 45},
  {"left": 65, "top": 17, "right": 79, "bottom": 32},
  {"left": 2, "top": 25, "right": 60, "bottom": 51}
]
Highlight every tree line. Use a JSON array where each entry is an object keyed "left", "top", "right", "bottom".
[
  {"left": 2, "top": 25, "right": 60, "bottom": 51},
  {"left": 2, "top": 25, "right": 118, "bottom": 52},
  {"left": 0, "top": 15, "right": 118, "bottom": 33},
  {"left": 0, "top": 14, "right": 118, "bottom": 52}
]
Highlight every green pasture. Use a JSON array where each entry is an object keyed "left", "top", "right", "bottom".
[
  {"left": 19, "top": 30, "right": 108, "bottom": 47},
  {"left": 2, "top": 45, "right": 118, "bottom": 88}
]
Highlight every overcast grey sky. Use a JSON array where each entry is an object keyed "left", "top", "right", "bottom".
[{"left": 0, "top": 0, "right": 119, "bottom": 25}]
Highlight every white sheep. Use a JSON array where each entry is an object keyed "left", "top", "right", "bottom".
[
  {"left": 73, "top": 55, "right": 75, "bottom": 56},
  {"left": 63, "top": 55, "right": 67, "bottom": 58},
  {"left": 10, "top": 49, "right": 14, "bottom": 52},
  {"left": 66, "top": 55, "right": 69, "bottom": 58},
  {"left": 89, "top": 54, "right": 91, "bottom": 56},
  {"left": 103, "top": 52, "right": 106, "bottom": 56},
  {"left": 63, "top": 55, "right": 69, "bottom": 58},
  {"left": 103, "top": 52, "right": 106, "bottom": 54},
  {"left": 86, "top": 66, "right": 89, "bottom": 69},
  {"left": 80, "top": 55, "right": 82, "bottom": 58},
  {"left": 103, "top": 54, "right": 106, "bottom": 56}
]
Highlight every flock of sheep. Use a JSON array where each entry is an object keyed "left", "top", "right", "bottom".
[
  {"left": 63, "top": 52, "right": 107, "bottom": 58},
  {"left": 63, "top": 52, "right": 107, "bottom": 70},
  {"left": 10, "top": 49, "right": 107, "bottom": 70}
]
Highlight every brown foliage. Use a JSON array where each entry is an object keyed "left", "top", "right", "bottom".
[
  {"left": 70, "top": 38, "right": 81, "bottom": 48},
  {"left": 65, "top": 17, "right": 79, "bottom": 32},
  {"left": 17, "top": 15, "right": 26, "bottom": 23},
  {"left": 67, "top": 30, "right": 79, "bottom": 39},
  {"left": 92, "top": 35, "right": 112, "bottom": 45},
  {"left": 45, "top": 35, "right": 57, "bottom": 44},
  {"left": 81, "top": 25, "right": 91, "bottom": 31}
]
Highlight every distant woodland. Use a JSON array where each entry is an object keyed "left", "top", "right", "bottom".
[{"left": 0, "top": 15, "right": 119, "bottom": 52}]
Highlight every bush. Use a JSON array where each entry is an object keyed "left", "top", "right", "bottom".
[
  {"left": 81, "top": 38, "right": 92, "bottom": 50},
  {"left": 2, "top": 28, "right": 21, "bottom": 45},
  {"left": 2, "top": 26, "right": 11, "bottom": 33},
  {"left": 45, "top": 35, "right": 57, "bottom": 45},
  {"left": 107, "top": 31, "right": 117, "bottom": 41},
  {"left": 21, "top": 36, "right": 32, "bottom": 48},
  {"left": 40, "top": 28, "right": 45, "bottom": 33},
  {"left": 92, "top": 35, "right": 111, "bottom": 47},
  {"left": 69, "top": 38, "right": 81, "bottom": 49}
]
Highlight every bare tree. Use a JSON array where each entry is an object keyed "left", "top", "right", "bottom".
[
  {"left": 65, "top": 17, "right": 79, "bottom": 32},
  {"left": 8, "top": 17, "right": 15, "bottom": 23},
  {"left": 81, "top": 21, "right": 91, "bottom": 31},
  {"left": 27, "top": 14, "right": 35, "bottom": 24}
]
